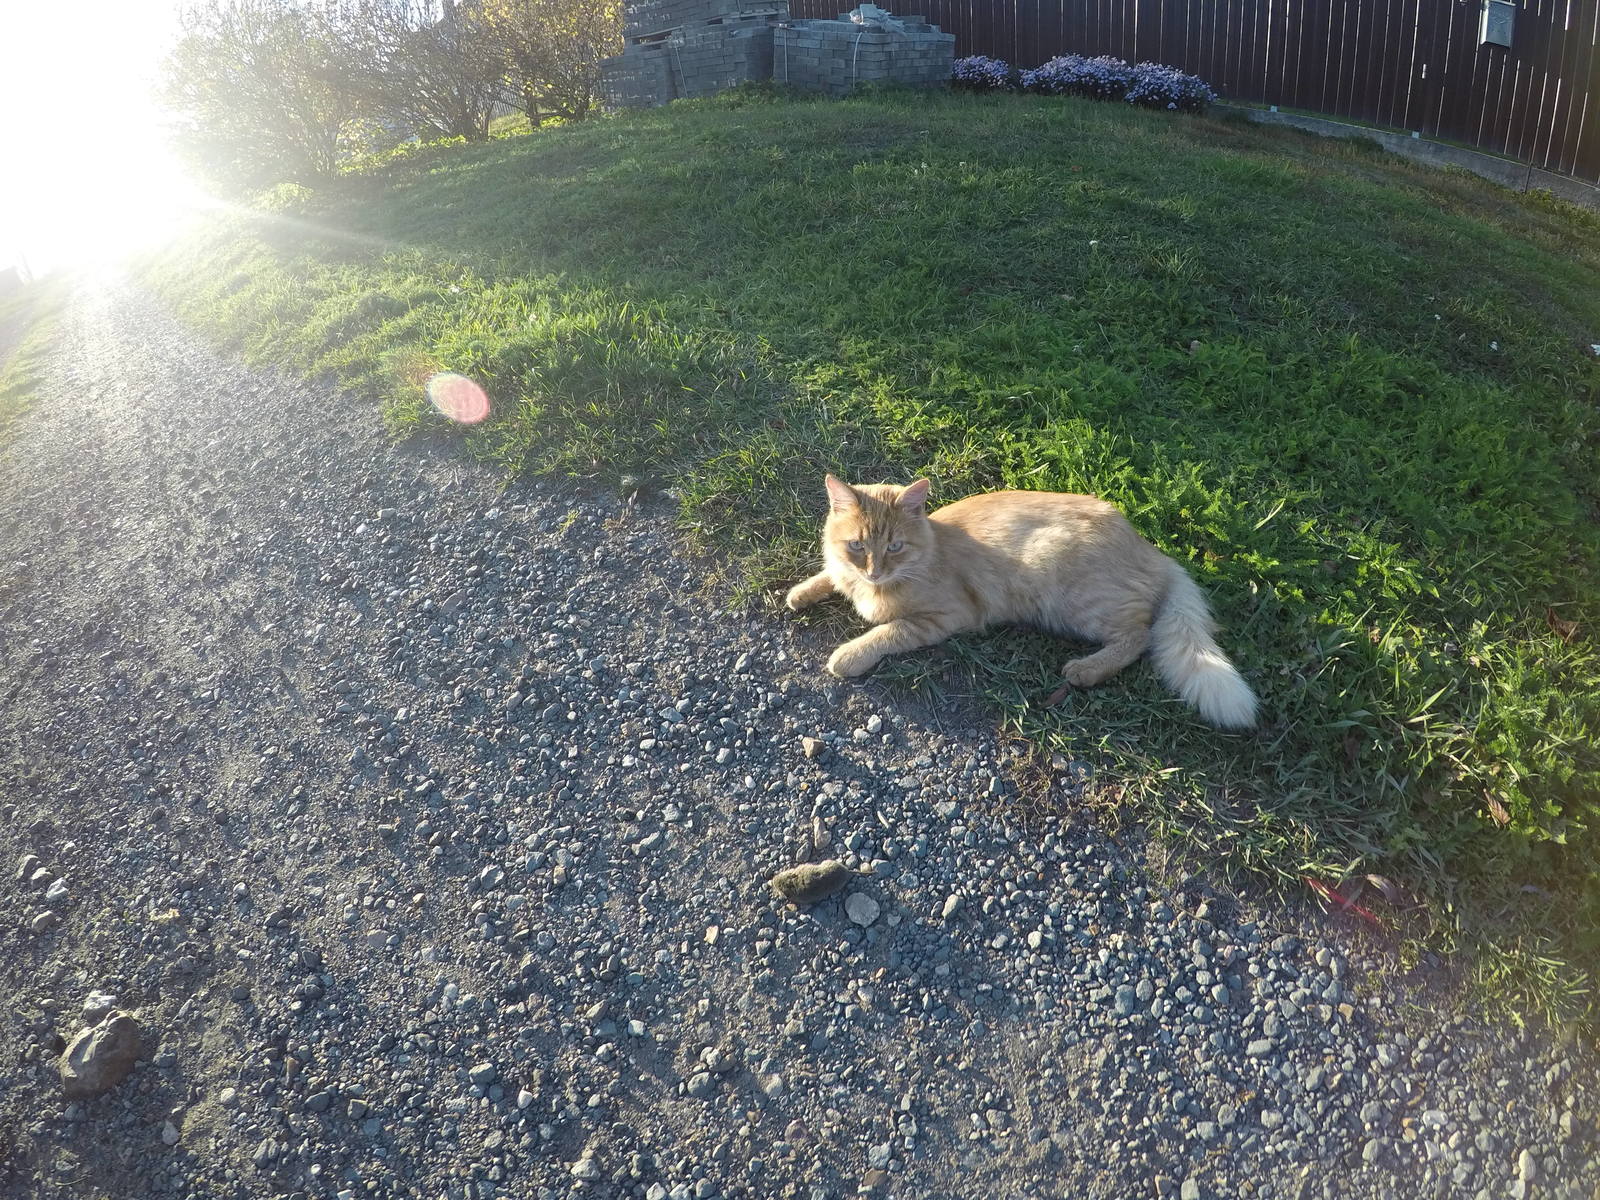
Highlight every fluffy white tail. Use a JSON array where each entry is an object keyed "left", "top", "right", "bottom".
[{"left": 1150, "top": 561, "right": 1258, "bottom": 729}]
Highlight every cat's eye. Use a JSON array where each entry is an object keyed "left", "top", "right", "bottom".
[
  {"left": 887, "top": 540, "right": 904, "bottom": 553},
  {"left": 846, "top": 540, "right": 865, "bottom": 552}
]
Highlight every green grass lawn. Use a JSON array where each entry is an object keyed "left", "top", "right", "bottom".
[
  {"left": 0, "top": 279, "right": 67, "bottom": 437},
  {"left": 143, "top": 86, "right": 1600, "bottom": 1026}
]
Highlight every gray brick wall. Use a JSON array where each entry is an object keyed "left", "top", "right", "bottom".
[
  {"left": 625, "top": 0, "right": 787, "bottom": 39},
  {"left": 601, "top": 0, "right": 952, "bottom": 109},
  {"left": 771, "top": 19, "right": 953, "bottom": 97}
]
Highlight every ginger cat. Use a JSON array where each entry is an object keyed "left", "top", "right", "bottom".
[{"left": 786, "top": 475, "right": 1258, "bottom": 728}]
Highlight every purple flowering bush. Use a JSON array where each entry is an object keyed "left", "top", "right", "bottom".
[
  {"left": 1020, "top": 55, "right": 1136, "bottom": 101},
  {"left": 958, "top": 52, "right": 1216, "bottom": 111},
  {"left": 951, "top": 56, "right": 1018, "bottom": 92},
  {"left": 1123, "top": 61, "right": 1217, "bottom": 112}
]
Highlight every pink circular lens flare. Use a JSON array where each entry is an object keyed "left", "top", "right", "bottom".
[{"left": 427, "top": 373, "right": 490, "bottom": 424}]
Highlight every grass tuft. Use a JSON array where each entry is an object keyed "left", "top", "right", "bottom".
[{"left": 0, "top": 279, "right": 68, "bottom": 439}]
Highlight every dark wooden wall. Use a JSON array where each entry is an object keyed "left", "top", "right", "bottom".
[{"left": 788, "top": 0, "right": 1600, "bottom": 182}]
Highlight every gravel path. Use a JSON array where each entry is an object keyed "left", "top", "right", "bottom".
[{"left": 1, "top": 285, "right": 1595, "bottom": 1200}]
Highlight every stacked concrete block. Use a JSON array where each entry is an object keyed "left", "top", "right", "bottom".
[
  {"left": 667, "top": 16, "right": 780, "bottom": 99},
  {"left": 625, "top": 0, "right": 785, "bottom": 37},
  {"left": 600, "top": 45, "right": 680, "bottom": 108},
  {"left": 602, "top": 0, "right": 789, "bottom": 109},
  {"left": 601, "top": 0, "right": 951, "bottom": 108},
  {"left": 772, "top": 14, "right": 954, "bottom": 97}
]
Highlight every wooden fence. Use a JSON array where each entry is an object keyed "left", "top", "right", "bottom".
[{"left": 787, "top": 0, "right": 1600, "bottom": 182}]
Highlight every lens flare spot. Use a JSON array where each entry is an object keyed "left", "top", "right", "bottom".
[{"left": 427, "top": 373, "right": 490, "bottom": 424}]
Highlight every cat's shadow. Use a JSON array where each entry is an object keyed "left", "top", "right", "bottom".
[{"left": 779, "top": 589, "right": 1087, "bottom": 722}]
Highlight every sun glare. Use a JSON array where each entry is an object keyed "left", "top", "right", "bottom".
[
  {"left": 427, "top": 373, "right": 493, "bottom": 424},
  {"left": 1, "top": 1, "right": 205, "bottom": 278}
]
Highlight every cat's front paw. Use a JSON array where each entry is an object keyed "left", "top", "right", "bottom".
[
  {"left": 827, "top": 643, "right": 880, "bottom": 678},
  {"left": 785, "top": 583, "right": 817, "bottom": 611}
]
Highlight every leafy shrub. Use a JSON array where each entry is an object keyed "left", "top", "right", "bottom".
[
  {"left": 1016, "top": 53, "right": 1214, "bottom": 111},
  {"left": 951, "top": 56, "right": 1017, "bottom": 92},
  {"left": 341, "top": 133, "right": 470, "bottom": 177},
  {"left": 1123, "top": 61, "right": 1216, "bottom": 112},
  {"left": 1021, "top": 54, "right": 1135, "bottom": 101}
]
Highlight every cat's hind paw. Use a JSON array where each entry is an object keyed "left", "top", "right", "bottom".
[{"left": 1060, "top": 657, "right": 1110, "bottom": 688}]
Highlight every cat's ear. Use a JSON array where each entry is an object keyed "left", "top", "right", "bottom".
[
  {"left": 824, "top": 474, "right": 858, "bottom": 513},
  {"left": 897, "top": 478, "right": 931, "bottom": 515}
]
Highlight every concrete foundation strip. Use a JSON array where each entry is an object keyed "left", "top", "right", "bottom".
[{"left": 1219, "top": 101, "right": 1600, "bottom": 212}]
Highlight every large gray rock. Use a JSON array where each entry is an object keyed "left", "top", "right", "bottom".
[
  {"left": 844, "top": 892, "right": 881, "bottom": 927},
  {"left": 60, "top": 1010, "right": 142, "bottom": 1098}
]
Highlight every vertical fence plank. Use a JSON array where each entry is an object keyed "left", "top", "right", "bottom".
[
  {"left": 1564, "top": 0, "right": 1600, "bottom": 177},
  {"left": 1525, "top": 0, "right": 1560, "bottom": 165},
  {"left": 1370, "top": 0, "right": 1396, "bottom": 123},
  {"left": 1536, "top": 0, "right": 1569, "bottom": 165},
  {"left": 1396, "top": 0, "right": 1424, "bottom": 127},
  {"left": 1203, "top": 0, "right": 1218, "bottom": 86},
  {"left": 1233, "top": 0, "right": 1258, "bottom": 98},
  {"left": 1485, "top": 20, "right": 1518, "bottom": 157},
  {"left": 1506, "top": 0, "right": 1548, "bottom": 161},
  {"left": 1409, "top": 0, "right": 1440, "bottom": 134},
  {"left": 1222, "top": 0, "right": 1241, "bottom": 89},
  {"left": 1184, "top": 0, "right": 1202, "bottom": 80},
  {"left": 1431, "top": 0, "right": 1472, "bottom": 140},
  {"left": 1338, "top": 0, "right": 1359, "bottom": 118},
  {"left": 1530, "top": 0, "right": 1573, "bottom": 166},
  {"left": 1158, "top": 0, "right": 1188, "bottom": 75},
  {"left": 1328, "top": 0, "right": 1351, "bottom": 116},
  {"left": 1547, "top": 0, "right": 1583, "bottom": 171},
  {"left": 1381, "top": 0, "right": 1422, "bottom": 128},
  {"left": 1311, "top": 0, "right": 1331, "bottom": 110},
  {"left": 1300, "top": 0, "right": 1334, "bottom": 111},
  {"left": 1304, "top": 0, "right": 1328, "bottom": 110},
  {"left": 1281, "top": 0, "right": 1306, "bottom": 104},
  {"left": 1349, "top": 0, "right": 1382, "bottom": 122},
  {"left": 1523, "top": 0, "right": 1561, "bottom": 167},
  {"left": 1265, "top": 0, "right": 1289, "bottom": 106},
  {"left": 1132, "top": 0, "right": 1157, "bottom": 62},
  {"left": 1285, "top": 0, "right": 1308, "bottom": 107},
  {"left": 1551, "top": 0, "right": 1581, "bottom": 170},
  {"left": 1207, "top": 0, "right": 1228, "bottom": 89},
  {"left": 1329, "top": 0, "right": 1353, "bottom": 113},
  {"left": 1236, "top": 0, "right": 1265, "bottom": 100}
]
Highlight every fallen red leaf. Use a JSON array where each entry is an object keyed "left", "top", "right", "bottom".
[{"left": 1303, "top": 875, "right": 1382, "bottom": 928}]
